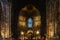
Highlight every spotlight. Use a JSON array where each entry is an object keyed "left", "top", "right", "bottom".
[
  {"left": 36, "top": 30, "right": 40, "bottom": 35},
  {"left": 21, "top": 31, "right": 24, "bottom": 35}
]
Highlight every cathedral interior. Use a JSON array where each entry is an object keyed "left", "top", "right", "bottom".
[{"left": 0, "top": 0, "right": 60, "bottom": 40}]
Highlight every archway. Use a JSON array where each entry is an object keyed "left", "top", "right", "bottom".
[{"left": 12, "top": 0, "right": 46, "bottom": 40}]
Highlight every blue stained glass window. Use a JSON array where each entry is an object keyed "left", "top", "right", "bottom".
[{"left": 27, "top": 18, "right": 33, "bottom": 28}]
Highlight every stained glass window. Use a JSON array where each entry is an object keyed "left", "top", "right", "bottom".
[{"left": 27, "top": 18, "right": 33, "bottom": 28}]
